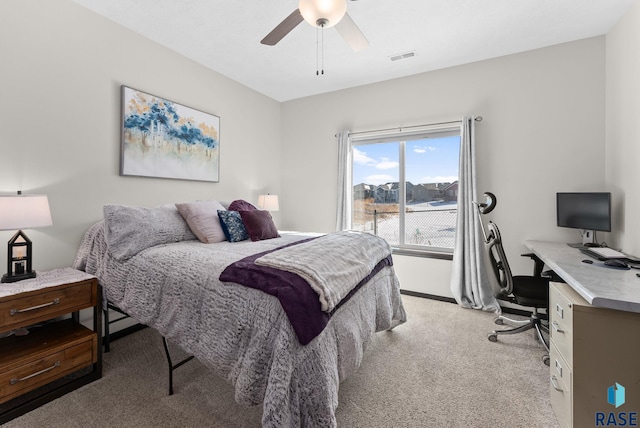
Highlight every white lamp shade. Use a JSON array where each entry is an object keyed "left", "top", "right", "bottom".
[
  {"left": 299, "top": 0, "right": 347, "bottom": 28},
  {"left": 0, "top": 194, "right": 53, "bottom": 231},
  {"left": 258, "top": 194, "right": 280, "bottom": 211}
]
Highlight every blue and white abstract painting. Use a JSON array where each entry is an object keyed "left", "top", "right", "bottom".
[{"left": 121, "top": 86, "right": 220, "bottom": 182}]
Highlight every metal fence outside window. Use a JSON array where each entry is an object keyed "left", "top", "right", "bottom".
[{"left": 353, "top": 207, "right": 457, "bottom": 248}]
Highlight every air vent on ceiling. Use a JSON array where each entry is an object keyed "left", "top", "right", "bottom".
[{"left": 389, "top": 51, "right": 416, "bottom": 62}]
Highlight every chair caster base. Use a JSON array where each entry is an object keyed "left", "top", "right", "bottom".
[
  {"left": 488, "top": 332, "right": 498, "bottom": 342},
  {"left": 543, "top": 355, "right": 550, "bottom": 366}
]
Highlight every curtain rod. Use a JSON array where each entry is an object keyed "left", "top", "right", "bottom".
[{"left": 340, "top": 116, "right": 483, "bottom": 138}]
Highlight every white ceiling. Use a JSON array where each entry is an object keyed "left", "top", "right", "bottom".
[{"left": 72, "top": 0, "right": 635, "bottom": 102}]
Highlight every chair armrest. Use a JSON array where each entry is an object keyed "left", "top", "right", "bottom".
[{"left": 521, "top": 252, "right": 545, "bottom": 277}]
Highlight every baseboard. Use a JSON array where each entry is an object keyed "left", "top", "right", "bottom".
[
  {"left": 399, "top": 289, "right": 537, "bottom": 317},
  {"left": 400, "top": 289, "right": 456, "bottom": 303}
]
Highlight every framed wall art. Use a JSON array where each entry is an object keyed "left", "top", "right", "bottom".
[{"left": 121, "top": 86, "right": 220, "bottom": 182}]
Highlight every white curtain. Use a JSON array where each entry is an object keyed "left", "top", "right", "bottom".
[
  {"left": 450, "top": 117, "right": 500, "bottom": 312},
  {"left": 336, "top": 130, "right": 352, "bottom": 231}
]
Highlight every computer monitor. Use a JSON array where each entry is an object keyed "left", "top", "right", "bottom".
[{"left": 556, "top": 192, "right": 611, "bottom": 246}]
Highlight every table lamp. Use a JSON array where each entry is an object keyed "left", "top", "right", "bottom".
[
  {"left": 0, "top": 191, "right": 53, "bottom": 283},
  {"left": 257, "top": 194, "right": 279, "bottom": 211}
]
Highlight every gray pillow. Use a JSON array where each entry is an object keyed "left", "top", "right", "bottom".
[
  {"left": 175, "top": 200, "right": 227, "bottom": 243},
  {"left": 103, "top": 204, "right": 196, "bottom": 261}
]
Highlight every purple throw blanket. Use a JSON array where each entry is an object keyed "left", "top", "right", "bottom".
[{"left": 219, "top": 239, "right": 393, "bottom": 345}]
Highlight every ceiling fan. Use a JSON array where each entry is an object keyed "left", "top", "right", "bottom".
[{"left": 261, "top": 0, "right": 369, "bottom": 52}]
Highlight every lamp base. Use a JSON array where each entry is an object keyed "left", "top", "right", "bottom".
[{"left": 1, "top": 271, "right": 36, "bottom": 283}]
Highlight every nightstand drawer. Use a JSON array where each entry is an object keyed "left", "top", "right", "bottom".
[
  {"left": 0, "top": 269, "right": 101, "bottom": 424},
  {"left": 0, "top": 280, "right": 95, "bottom": 332},
  {"left": 550, "top": 282, "right": 573, "bottom": 363},
  {"left": 0, "top": 320, "right": 97, "bottom": 404}
]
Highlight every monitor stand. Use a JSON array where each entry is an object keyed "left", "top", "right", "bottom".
[
  {"left": 566, "top": 229, "right": 598, "bottom": 248},
  {"left": 567, "top": 242, "right": 602, "bottom": 248},
  {"left": 582, "top": 229, "right": 596, "bottom": 246}
]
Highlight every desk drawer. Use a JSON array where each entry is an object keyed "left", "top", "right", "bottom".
[
  {"left": 550, "top": 343, "right": 572, "bottom": 428},
  {"left": 0, "top": 280, "right": 95, "bottom": 333},
  {"left": 550, "top": 282, "right": 573, "bottom": 363}
]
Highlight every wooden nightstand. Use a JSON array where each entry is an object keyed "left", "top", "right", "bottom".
[{"left": 0, "top": 268, "right": 102, "bottom": 424}]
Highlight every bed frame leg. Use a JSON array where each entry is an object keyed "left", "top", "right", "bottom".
[
  {"left": 103, "top": 300, "right": 138, "bottom": 353},
  {"left": 161, "top": 337, "right": 194, "bottom": 396},
  {"left": 103, "top": 304, "right": 111, "bottom": 353}
]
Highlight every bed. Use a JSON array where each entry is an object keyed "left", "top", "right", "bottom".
[{"left": 73, "top": 202, "right": 406, "bottom": 427}]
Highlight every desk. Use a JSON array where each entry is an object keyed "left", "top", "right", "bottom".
[
  {"left": 525, "top": 240, "right": 640, "bottom": 313},
  {"left": 524, "top": 241, "right": 640, "bottom": 428}
]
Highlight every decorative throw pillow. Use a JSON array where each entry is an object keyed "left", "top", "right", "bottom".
[
  {"left": 227, "top": 199, "right": 257, "bottom": 212},
  {"left": 175, "top": 200, "right": 227, "bottom": 244},
  {"left": 103, "top": 204, "right": 197, "bottom": 261},
  {"left": 239, "top": 210, "right": 280, "bottom": 241},
  {"left": 217, "top": 210, "right": 249, "bottom": 242}
]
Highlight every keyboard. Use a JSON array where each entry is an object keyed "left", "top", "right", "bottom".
[
  {"left": 580, "top": 247, "right": 628, "bottom": 260},
  {"left": 579, "top": 247, "right": 640, "bottom": 265}
]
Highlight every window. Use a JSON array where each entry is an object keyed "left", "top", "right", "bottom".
[{"left": 350, "top": 123, "right": 461, "bottom": 254}]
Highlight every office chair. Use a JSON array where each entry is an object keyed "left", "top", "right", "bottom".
[{"left": 476, "top": 192, "right": 550, "bottom": 365}]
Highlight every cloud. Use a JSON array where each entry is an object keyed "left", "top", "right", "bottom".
[
  {"left": 376, "top": 157, "right": 399, "bottom": 170},
  {"left": 365, "top": 174, "right": 396, "bottom": 185},
  {"left": 353, "top": 147, "right": 376, "bottom": 165},
  {"left": 354, "top": 148, "right": 398, "bottom": 169},
  {"left": 413, "top": 145, "right": 436, "bottom": 154}
]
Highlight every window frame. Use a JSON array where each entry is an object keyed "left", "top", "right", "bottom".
[{"left": 350, "top": 122, "right": 461, "bottom": 257}]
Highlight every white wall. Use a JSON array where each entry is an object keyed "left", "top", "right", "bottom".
[
  {"left": 0, "top": 0, "right": 283, "bottom": 271},
  {"left": 0, "top": 0, "right": 616, "bottom": 300},
  {"left": 606, "top": 1, "right": 640, "bottom": 256},
  {"left": 281, "top": 38, "right": 606, "bottom": 296}
]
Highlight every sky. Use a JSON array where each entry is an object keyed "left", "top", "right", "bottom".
[{"left": 352, "top": 135, "right": 460, "bottom": 186}]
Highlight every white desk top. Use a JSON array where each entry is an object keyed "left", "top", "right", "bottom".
[{"left": 525, "top": 240, "right": 640, "bottom": 313}]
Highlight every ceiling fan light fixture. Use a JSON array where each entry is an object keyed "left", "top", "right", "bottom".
[{"left": 299, "top": 0, "right": 347, "bottom": 28}]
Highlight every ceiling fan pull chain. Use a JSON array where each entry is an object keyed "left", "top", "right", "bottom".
[
  {"left": 321, "top": 23, "right": 325, "bottom": 75},
  {"left": 314, "top": 20, "right": 326, "bottom": 76}
]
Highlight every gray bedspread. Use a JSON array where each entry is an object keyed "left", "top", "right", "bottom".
[{"left": 74, "top": 222, "right": 407, "bottom": 427}]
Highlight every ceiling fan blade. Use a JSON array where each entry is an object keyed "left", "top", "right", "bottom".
[
  {"left": 261, "top": 9, "right": 304, "bottom": 46},
  {"left": 335, "top": 12, "right": 369, "bottom": 52}
]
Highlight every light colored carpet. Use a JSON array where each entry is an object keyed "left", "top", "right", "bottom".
[{"left": 4, "top": 295, "right": 559, "bottom": 427}]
